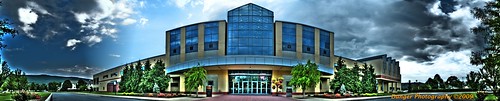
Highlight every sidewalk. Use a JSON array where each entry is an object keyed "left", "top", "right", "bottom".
[
  {"left": 75, "top": 92, "right": 219, "bottom": 101},
  {"left": 295, "top": 95, "right": 392, "bottom": 101}
]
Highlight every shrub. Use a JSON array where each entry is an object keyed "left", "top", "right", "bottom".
[
  {"left": 484, "top": 94, "right": 498, "bottom": 101},
  {"left": 12, "top": 92, "right": 29, "bottom": 101},
  {"left": 334, "top": 93, "right": 341, "bottom": 98},
  {"left": 158, "top": 93, "right": 165, "bottom": 97}
]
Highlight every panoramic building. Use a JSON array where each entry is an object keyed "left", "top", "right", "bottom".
[{"left": 93, "top": 3, "right": 401, "bottom": 94}]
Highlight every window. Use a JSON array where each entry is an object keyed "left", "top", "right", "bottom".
[
  {"left": 103, "top": 75, "right": 108, "bottom": 79},
  {"left": 302, "top": 26, "right": 314, "bottom": 54},
  {"left": 204, "top": 22, "right": 219, "bottom": 51},
  {"left": 170, "top": 29, "right": 181, "bottom": 56},
  {"left": 282, "top": 22, "right": 296, "bottom": 51},
  {"left": 227, "top": 4, "right": 274, "bottom": 55},
  {"left": 111, "top": 72, "right": 118, "bottom": 77},
  {"left": 186, "top": 25, "right": 198, "bottom": 53},
  {"left": 320, "top": 30, "right": 330, "bottom": 57}
]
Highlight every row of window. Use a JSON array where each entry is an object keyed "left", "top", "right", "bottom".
[
  {"left": 281, "top": 22, "right": 332, "bottom": 57},
  {"left": 169, "top": 22, "right": 220, "bottom": 56}
]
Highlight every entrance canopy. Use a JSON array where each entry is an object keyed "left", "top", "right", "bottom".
[{"left": 166, "top": 55, "right": 333, "bottom": 74}]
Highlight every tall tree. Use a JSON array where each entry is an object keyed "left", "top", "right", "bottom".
[
  {"left": 139, "top": 61, "right": 154, "bottom": 93},
  {"left": 77, "top": 79, "right": 87, "bottom": 91},
  {"left": 153, "top": 60, "right": 169, "bottom": 93},
  {"left": 48, "top": 82, "right": 61, "bottom": 91},
  {"left": 119, "top": 65, "right": 131, "bottom": 92},
  {"left": 61, "top": 80, "right": 72, "bottom": 91},
  {"left": 466, "top": 71, "right": 485, "bottom": 91},
  {"left": 470, "top": 0, "right": 500, "bottom": 97},
  {"left": 289, "top": 60, "right": 321, "bottom": 98},
  {"left": 425, "top": 78, "right": 438, "bottom": 90},
  {"left": 330, "top": 57, "right": 346, "bottom": 93},
  {"left": 351, "top": 63, "right": 363, "bottom": 93},
  {"left": 445, "top": 76, "right": 464, "bottom": 89},
  {"left": 433, "top": 74, "right": 445, "bottom": 89},
  {"left": 184, "top": 64, "right": 207, "bottom": 97},
  {"left": 362, "top": 63, "right": 377, "bottom": 93}
]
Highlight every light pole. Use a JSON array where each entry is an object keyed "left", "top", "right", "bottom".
[{"left": 113, "top": 81, "right": 117, "bottom": 95}]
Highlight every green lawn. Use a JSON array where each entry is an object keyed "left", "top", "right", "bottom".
[{"left": 0, "top": 93, "right": 13, "bottom": 101}]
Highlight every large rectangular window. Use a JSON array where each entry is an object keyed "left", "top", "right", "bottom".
[
  {"left": 227, "top": 4, "right": 274, "bottom": 55},
  {"left": 320, "top": 30, "right": 330, "bottom": 57},
  {"left": 302, "top": 26, "right": 315, "bottom": 54},
  {"left": 282, "top": 22, "right": 296, "bottom": 51},
  {"left": 170, "top": 29, "right": 181, "bottom": 56},
  {"left": 204, "top": 22, "right": 219, "bottom": 51},
  {"left": 186, "top": 25, "right": 198, "bottom": 53}
]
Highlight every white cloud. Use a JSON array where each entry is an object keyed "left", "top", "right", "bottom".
[
  {"left": 66, "top": 39, "right": 82, "bottom": 47},
  {"left": 122, "top": 18, "right": 137, "bottom": 25},
  {"left": 18, "top": 7, "right": 38, "bottom": 38},
  {"left": 187, "top": 13, "right": 193, "bottom": 19},
  {"left": 429, "top": 1, "right": 445, "bottom": 16},
  {"left": 83, "top": 35, "right": 103, "bottom": 46},
  {"left": 109, "top": 54, "right": 121, "bottom": 58},
  {"left": 400, "top": 50, "right": 480, "bottom": 82},
  {"left": 139, "top": 17, "right": 149, "bottom": 25},
  {"left": 74, "top": 13, "right": 90, "bottom": 23}
]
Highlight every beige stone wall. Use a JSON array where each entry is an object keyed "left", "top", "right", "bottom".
[
  {"left": 198, "top": 24, "right": 204, "bottom": 58},
  {"left": 296, "top": 24, "right": 302, "bottom": 59},
  {"left": 275, "top": 22, "right": 283, "bottom": 57},
  {"left": 218, "top": 21, "right": 226, "bottom": 56}
]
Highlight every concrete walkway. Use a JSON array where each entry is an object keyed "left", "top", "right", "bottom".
[{"left": 75, "top": 92, "right": 218, "bottom": 101}]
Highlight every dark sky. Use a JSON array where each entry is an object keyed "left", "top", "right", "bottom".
[{"left": 0, "top": 0, "right": 490, "bottom": 81}]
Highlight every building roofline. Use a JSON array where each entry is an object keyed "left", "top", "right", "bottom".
[
  {"left": 93, "top": 54, "right": 166, "bottom": 76},
  {"left": 333, "top": 55, "right": 358, "bottom": 62},
  {"left": 165, "top": 20, "right": 226, "bottom": 32},
  {"left": 276, "top": 20, "right": 335, "bottom": 34},
  {"left": 227, "top": 3, "right": 273, "bottom": 14},
  {"left": 356, "top": 54, "right": 387, "bottom": 61}
]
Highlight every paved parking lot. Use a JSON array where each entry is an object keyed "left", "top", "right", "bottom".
[{"left": 200, "top": 95, "right": 296, "bottom": 101}]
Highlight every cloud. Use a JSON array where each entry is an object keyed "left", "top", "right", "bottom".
[
  {"left": 83, "top": 35, "right": 102, "bottom": 47},
  {"left": 139, "top": 17, "right": 148, "bottom": 25},
  {"left": 66, "top": 39, "right": 81, "bottom": 47},
  {"left": 122, "top": 18, "right": 137, "bottom": 25},
  {"left": 109, "top": 54, "right": 121, "bottom": 58},
  {"left": 1, "top": 0, "right": 142, "bottom": 47},
  {"left": 401, "top": 50, "right": 480, "bottom": 82},
  {"left": 53, "top": 65, "right": 101, "bottom": 78}
]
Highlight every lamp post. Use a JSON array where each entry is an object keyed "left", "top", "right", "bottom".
[{"left": 113, "top": 81, "right": 117, "bottom": 95}]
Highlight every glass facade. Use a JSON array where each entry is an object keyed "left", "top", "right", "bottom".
[
  {"left": 320, "top": 30, "right": 330, "bottom": 57},
  {"left": 186, "top": 25, "right": 198, "bottom": 53},
  {"left": 170, "top": 29, "right": 181, "bottom": 56},
  {"left": 282, "top": 22, "right": 296, "bottom": 51},
  {"left": 227, "top": 4, "right": 274, "bottom": 55},
  {"left": 229, "top": 70, "right": 271, "bottom": 94},
  {"left": 302, "top": 26, "right": 315, "bottom": 54},
  {"left": 204, "top": 22, "right": 219, "bottom": 51}
]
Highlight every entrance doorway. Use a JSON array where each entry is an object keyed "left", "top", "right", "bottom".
[{"left": 229, "top": 70, "right": 271, "bottom": 94}]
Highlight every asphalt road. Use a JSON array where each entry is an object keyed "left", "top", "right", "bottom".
[{"left": 51, "top": 93, "right": 153, "bottom": 101}]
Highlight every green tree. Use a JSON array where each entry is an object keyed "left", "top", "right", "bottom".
[
  {"left": 40, "top": 84, "right": 47, "bottom": 91},
  {"left": 289, "top": 60, "right": 321, "bottom": 98},
  {"left": 433, "top": 74, "right": 445, "bottom": 89},
  {"left": 184, "top": 64, "right": 207, "bottom": 97},
  {"left": 119, "top": 65, "right": 131, "bottom": 92},
  {"left": 330, "top": 57, "right": 346, "bottom": 93},
  {"left": 139, "top": 60, "right": 154, "bottom": 93},
  {"left": 61, "top": 80, "right": 72, "bottom": 91},
  {"left": 153, "top": 60, "right": 170, "bottom": 93},
  {"left": 362, "top": 63, "right": 377, "bottom": 93},
  {"left": 466, "top": 71, "right": 485, "bottom": 91},
  {"left": 469, "top": 0, "right": 500, "bottom": 97},
  {"left": 0, "top": 61, "right": 10, "bottom": 88},
  {"left": 425, "top": 78, "right": 437, "bottom": 90},
  {"left": 131, "top": 61, "right": 143, "bottom": 92},
  {"left": 48, "top": 82, "right": 61, "bottom": 91},
  {"left": 445, "top": 76, "right": 464, "bottom": 89},
  {"left": 77, "top": 79, "right": 87, "bottom": 91},
  {"left": 350, "top": 63, "right": 363, "bottom": 94}
]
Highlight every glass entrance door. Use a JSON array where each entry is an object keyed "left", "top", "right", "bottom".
[{"left": 229, "top": 70, "right": 271, "bottom": 94}]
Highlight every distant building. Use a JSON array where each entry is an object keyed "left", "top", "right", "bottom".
[{"left": 93, "top": 3, "right": 401, "bottom": 94}]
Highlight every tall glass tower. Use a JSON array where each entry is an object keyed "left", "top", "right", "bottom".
[{"left": 227, "top": 3, "right": 274, "bottom": 55}]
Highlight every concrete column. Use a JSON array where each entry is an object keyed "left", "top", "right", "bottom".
[
  {"left": 180, "top": 27, "right": 186, "bottom": 62},
  {"left": 198, "top": 24, "right": 204, "bottom": 58},
  {"left": 296, "top": 24, "right": 302, "bottom": 59},
  {"left": 314, "top": 28, "right": 320, "bottom": 63},
  {"left": 275, "top": 22, "right": 283, "bottom": 57},
  {"left": 166, "top": 32, "right": 170, "bottom": 67},
  {"left": 218, "top": 21, "right": 226, "bottom": 56}
]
